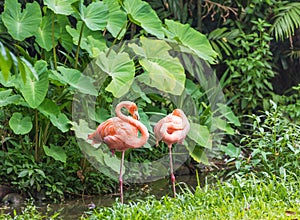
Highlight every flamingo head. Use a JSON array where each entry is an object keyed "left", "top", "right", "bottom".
[
  {"left": 172, "top": 109, "right": 184, "bottom": 117},
  {"left": 120, "top": 101, "right": 140, "bottom": 120}
]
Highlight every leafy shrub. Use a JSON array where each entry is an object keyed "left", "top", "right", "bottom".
[
  {"left": 0, "top": 136, "right": 115, "bottom": 202},
  {"left": 224, "top": 19, "right": 275, "bottom": 114},
  {"left": 236, "top": 101, "right": 300, "bottom": 176}
]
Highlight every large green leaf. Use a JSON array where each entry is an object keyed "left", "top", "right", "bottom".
[
  {"left": 2, "top": 0, "right": 42, "bottom": 41},
  {"left": 57, "top": 15, "right": 73, "bottom": 52},
  {"left": 66, "top": 21, "right": 107, "bottom": 57},
  {"left": 0, "top": 43, "right": 13, "bottom": 81},
  {"left": 35, "top": 12, "right": 60, "bottom": 51},
  {"left": 104, "top": 0, "right": 127, "bottom": 39},
  {"left": 43, "top": 145, "right": 67, "bottom": 163},
  {"left": 164, "top": 19, "right": 217, "bottom": 64},
  {"left": 129, "top": 37, "right": 185, "bottom": 95},
  {"left": 9, "top": 112, "right": 33, "bottom": 135},
  {"left": 20, "top": 61, "right": 49, "bottom": 108},
  {"left": 49, "top": 113, "right": 71, "bottom": 133},
  {"left": 38, "top": 99, "right": 71, "bottom": 132},
  {"left": 187, "top": 145, "right": 209, "bottom": 164},
  {"left": 124, "top": 0, "right": 164, "bottom": 38},
  {"left": 50, "top": 66, "right": 98, "bottom": 96},
  {"left": 44, "top": 0, "right": 78, "bottom": 15},
  {"left": 95, "top": 50, "right": 135, "bottom": 98},
  {"left": 188, "top": 122, "right": 212, "bottom": 149},
  {"left": 80, "top": 1, "right": 108, "bottom": 31},
  {"left": 0, "top": 89, "right": 22, "bottom": 107},
  {"left": 38, "top": 99, "right": 60, "bottom": 117}
]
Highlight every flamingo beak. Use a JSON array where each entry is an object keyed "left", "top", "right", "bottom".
[{"left": 133, "top": 110, "right": 140, "bottom": 120}]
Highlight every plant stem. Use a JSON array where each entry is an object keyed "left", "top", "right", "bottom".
[
  {"left": 106, "top": 21, "right": 129, "bottom": 57},
  {"left": 75, "top": 22, "right": 85, "bottom": 69},
  {"left": 43, "top": 120, "right": 51, "bottom": 146},
  {"left": 197, "top": 0, "right": 202, "bottom": 31},
  {"left": 52, "top": 12, "right": 57, "bottom": 70},
  {"left": 35, "top": 110, "right": 39, "bottom": 162}
]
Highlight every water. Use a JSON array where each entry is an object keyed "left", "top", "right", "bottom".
[{"left": 2, "top": 173, "right": 215, "bottom": 219}]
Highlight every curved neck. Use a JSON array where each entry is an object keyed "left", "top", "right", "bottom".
[
  {"left": 115, "top": 102, "right": 128, "bottom": 121},
  {"left": 115, "top": 103, "right": 149, "bottom": 147}
]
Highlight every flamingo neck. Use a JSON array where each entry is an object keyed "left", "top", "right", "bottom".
[
  {"left": 115, "top": 102, "right": 149, "bottom": 147},
  {"left": 115, "top": 102, "right": 128, "bottom": 121}
]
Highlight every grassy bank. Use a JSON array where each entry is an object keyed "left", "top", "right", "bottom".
[
  {"left": 81, "top": 173, "right": 300, "bottom": 220},
  {"left": 2, "top": 172, "right": 299, "bottom": 220}
]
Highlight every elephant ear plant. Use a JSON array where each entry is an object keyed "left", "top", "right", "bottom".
[{"left": 0, "top": 0, "right": 238, "bottom": 202}]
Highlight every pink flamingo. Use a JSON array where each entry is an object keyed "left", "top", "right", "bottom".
[
  {"left": 88, "top": 101, "right": 149, "bottom": 203},
  {"left": 154, "top": 109, "right": 190, "bottom": 198}
]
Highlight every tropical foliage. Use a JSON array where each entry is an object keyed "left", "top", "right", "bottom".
[{"left": 0, "top": 0, "right": 300, "bottom": 208}]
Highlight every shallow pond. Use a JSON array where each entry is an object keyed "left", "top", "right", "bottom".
[{"left": 2, "top": 173, "right": 217, "bottom": 219}]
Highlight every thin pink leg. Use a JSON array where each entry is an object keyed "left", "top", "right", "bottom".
[
  {"left": 168, "top": 144, "right": 176, "bottom": 198},
  {"left": 119, "top": 150, "right": 125, "bottom": 203}
]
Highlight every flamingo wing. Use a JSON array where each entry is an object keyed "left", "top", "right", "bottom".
[
  {"left": 100, "top": 118, "right": 139, "bottom": 151},
  {"left": 154, "top": 114, "right": 189, "bottom": 146}
]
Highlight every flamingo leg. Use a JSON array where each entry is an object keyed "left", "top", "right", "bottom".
[
  {"left": 168, "top": 144, "right": 176, "bottom": 198},
  {"left": 119, "top": 150, "right": 125, "bottom": 203}
]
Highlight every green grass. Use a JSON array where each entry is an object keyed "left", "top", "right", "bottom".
[
  {"left": 81, "top": 173, "right": 300, "bottom": 220},
  {"left": 1, "top": 172, "right": 300, "bottom": 220}
]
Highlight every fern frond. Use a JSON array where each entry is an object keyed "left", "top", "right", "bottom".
[{"left": 270, "top": 2, "right": 300, "bottom": 41}]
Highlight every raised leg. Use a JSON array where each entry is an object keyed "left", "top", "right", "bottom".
[
  {"left": 119, "top": 150, "right": 125, "bottom": 203},
  {"left": 168, "top": 144, "right": 176, "bottom": 198}
]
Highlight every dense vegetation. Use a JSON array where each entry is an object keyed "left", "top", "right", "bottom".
[{"left": 0, "top": 0, "right": 300, "bottom": 218}]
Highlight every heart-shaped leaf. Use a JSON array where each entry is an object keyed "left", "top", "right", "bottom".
[
  {"left": 51, "top": 66, "right": 98, "bottom": 96},
  {"left": 188, "top": 122, "right": 212, "bottom": 149},
  {"left": 129, "top": 37, "right": 185, "bottom": 95},
  {"left": 164, "top": 19, "right": 217, "bottom": 63},
  {"left": 9, "top": 112, "right": 33, "bottom": 135},
  {"left": 20, "top": 61, "right": 49, "bottom": 108},
  {"left": 80, "top": 1, "right": 108, "bottom": 31},
  {"left": 36, "top": 12, "right": 59, "bottom": 51},
  {"left": 95, "top": 50, "right": 135, "bottom": 98},
  {"left": 44, "top": 0, "right": 78, "bottom": 15},
  {"left": 2, "top": 0, "right": 42, "bottom": 41},
  {"left": 124, "top": 0, "right": 164, "bottom": 38},
  {"left": 104, "top": 0, "right": 127, "bottom": 39},
  {"left": 43, "top": 145, "right": 67, "bottom": 163}
]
